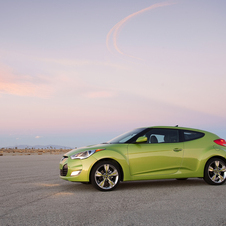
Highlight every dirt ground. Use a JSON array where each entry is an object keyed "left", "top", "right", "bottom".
[{"left": 0, "top": 148, "right": 71, "bottom": 156}]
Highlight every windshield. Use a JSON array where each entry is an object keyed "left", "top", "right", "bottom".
[{"left": 107, "top": 128, "right": 146, "bottom": 144}]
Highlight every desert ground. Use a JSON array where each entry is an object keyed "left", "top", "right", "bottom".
[
  {"left": 0, "top": 153, "right": 226, "bottom": 226},
  {"left": 0, "top": 147, "right": 70, "bottom": 156}
]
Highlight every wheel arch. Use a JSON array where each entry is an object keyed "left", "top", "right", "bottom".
[
  {"left": 89, "top": 158, "right": 124, "bottom": 182},
  {"left": 205, "top": 155, "right": 226, "bottom": 166},
  {"left": 204, "top": 155, "right": 226, "bottom": 174}
]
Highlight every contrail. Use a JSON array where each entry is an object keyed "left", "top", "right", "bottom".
[{"left": 106, "top": 1, "right": 177, "bottom": 59}]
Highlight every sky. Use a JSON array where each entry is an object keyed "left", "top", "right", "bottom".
[{"left": 0, "top": 0, "right": 226, "bottom": 148}]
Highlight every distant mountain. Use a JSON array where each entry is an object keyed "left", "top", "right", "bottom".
[{"left": 1, "top": 144, "right": 72, "bottom": 149}]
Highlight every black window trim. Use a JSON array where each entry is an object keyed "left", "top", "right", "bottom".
[
  {"left": 131, "top": 128, "right": 183, "bottom": 144},
  {"left": 127, "top": 127, "right": 205, "bottom": 144}
]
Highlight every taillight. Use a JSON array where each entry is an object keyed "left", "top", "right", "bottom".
[{"left": 214, "top": 139, "right": 226, "bottom": 147}]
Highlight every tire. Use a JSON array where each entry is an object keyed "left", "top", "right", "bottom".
[
  {"left": 204, "top": 158, "right": 226, "bottom": 185},
  {"left": 91, "top": 161, "right": 121, "bottom": 191}
]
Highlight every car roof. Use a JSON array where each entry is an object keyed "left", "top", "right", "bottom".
[{"left": 144, "top": 126, "right": 208, "bottom": 134}]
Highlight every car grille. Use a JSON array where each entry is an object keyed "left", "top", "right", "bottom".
[{"left": 60, "top": 164, "right": 68, "bottom": 176}]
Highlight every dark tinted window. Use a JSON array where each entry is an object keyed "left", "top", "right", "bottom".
[
  {"left": 145, "top": 129, "right": 179, "bottom": 143},
  {"left": 183, "top": 130, "right": 204, "bottom": 141}
]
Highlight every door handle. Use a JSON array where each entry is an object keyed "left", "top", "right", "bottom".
[{"left": 173, "top": 148, "right": 182, "bottom": 152}]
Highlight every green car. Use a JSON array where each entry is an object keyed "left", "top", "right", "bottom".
[{"left": 59, "top": 126, "right": 226, "bottom": 191}]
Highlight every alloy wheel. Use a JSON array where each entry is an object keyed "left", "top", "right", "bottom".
[
  {"left": 208, "top": 160, "right": 226, "bottom": 183},
  {"left": 204, "top": 158, "right": 226, "bottom": 185},
  {"left": 92, "top": 162, "right": 120, "bottom": 191}
]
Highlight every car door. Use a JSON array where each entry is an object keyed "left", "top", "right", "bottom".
[{"left": 128, "top": 128, "right": 184, "bottom": 178}]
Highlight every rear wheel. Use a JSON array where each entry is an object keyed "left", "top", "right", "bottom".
[
  {"left": 204, "top": 158, "right": 226, "bottom": 185},
  {"left": 91, "top": 161, "right": 120, "bottom": 191}
]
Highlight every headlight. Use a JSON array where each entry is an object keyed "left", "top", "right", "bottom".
[{"left": 70, "top": 149, "right": 105, "bottom": 160}]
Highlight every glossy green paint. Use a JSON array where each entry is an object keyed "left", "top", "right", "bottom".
[
  {"left": 60, "top": 143, "right": 132, "bottom": 182},
  {"left": 60, "top": 126, "right": 226, "bottom": 183},
  {"left": 136, "top": 136, "right": 148, "bottom": 143},
  {"left": 128, "top": 142, "right": 184, "bottom": 177}
]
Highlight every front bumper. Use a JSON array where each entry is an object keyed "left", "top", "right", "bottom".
[{"left": 59, "top": 155, "right": 96, "bottom": 182}]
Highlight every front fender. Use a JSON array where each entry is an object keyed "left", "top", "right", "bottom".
[{"left": 91, "top": 145, "right": 132, "bottom": 181}]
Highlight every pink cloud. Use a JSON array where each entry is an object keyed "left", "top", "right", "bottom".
[{"left": 0, "top": 65, "right": 54, "bottom": 98}]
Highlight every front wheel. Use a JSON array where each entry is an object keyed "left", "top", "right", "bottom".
[
  {"left": 204, "top": 158, "right": 226, "bottom": 185},
  {"left": 91, "top": 161, "right": 120, "bottom": 191}
]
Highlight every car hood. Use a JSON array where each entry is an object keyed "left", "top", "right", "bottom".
[{"left": 64, "top": 143, "right": 111, "bottom": 156}]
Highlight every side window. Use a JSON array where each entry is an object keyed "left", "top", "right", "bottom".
[
  {"left": 183, "top": 130, "right": 204, "bottom": 141},
  {"left": 145, "top": 129, "right": 179, "bottom": 143}
]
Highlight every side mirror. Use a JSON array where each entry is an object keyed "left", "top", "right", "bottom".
[{"left": 136, "top": 136, "right": 147, "bottom": 143}]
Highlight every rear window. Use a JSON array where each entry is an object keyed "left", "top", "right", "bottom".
[{"left": 183, "top": 130, "right": 204, "bottom": 141}]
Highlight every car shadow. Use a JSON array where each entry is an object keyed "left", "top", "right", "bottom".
[
  {"left": 56, "top": 178, "right": 226, "bottom": 193},
  {"left": 116, "top": 178, "right": 208, "bottom": 191}
]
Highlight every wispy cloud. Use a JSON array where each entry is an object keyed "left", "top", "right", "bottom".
[
  {"left": 0, "top": 64, "right": 54, "bottom": 98},
  {"left": 106, "top": 0, "right": 177, "bottom": 59}
]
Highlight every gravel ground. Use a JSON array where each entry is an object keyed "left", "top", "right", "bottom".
[{"left": 0, "top": 154, "right": 226, "bottom": 226}]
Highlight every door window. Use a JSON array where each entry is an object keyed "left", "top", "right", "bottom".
[{"left": 145, "top": 129, "right": 179, "bottom": 143}]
